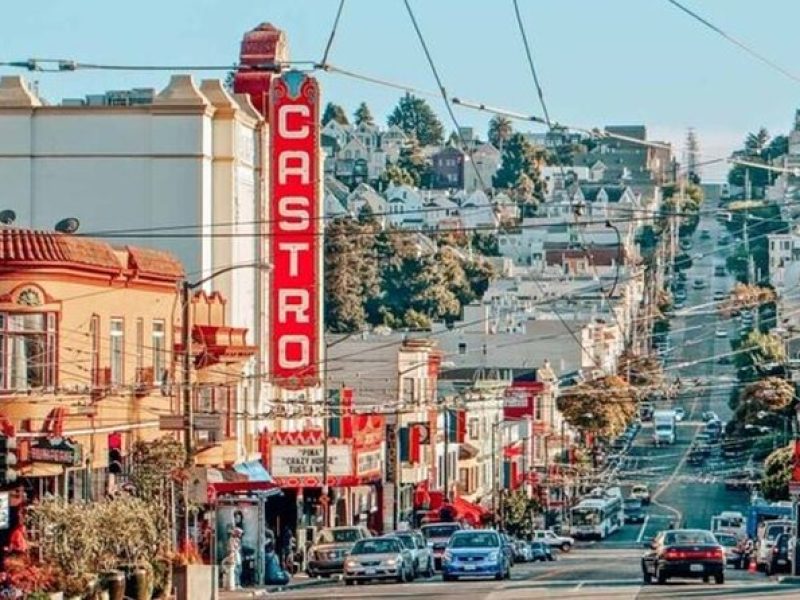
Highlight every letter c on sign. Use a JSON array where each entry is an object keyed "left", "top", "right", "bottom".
[{"left": 279, "top": 105, "right": 311, "bottom": 139}]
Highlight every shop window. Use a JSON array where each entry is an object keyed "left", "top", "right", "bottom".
[
  {"left": 110, "top": 318, "right": 124, "bottom": 386},
  {"left": 0, "top": 312, "right": 57, "bottom": 391}
]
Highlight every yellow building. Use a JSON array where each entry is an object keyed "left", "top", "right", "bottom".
[{"left": 0, "top": 228, "right": 254, "bottom": 499}]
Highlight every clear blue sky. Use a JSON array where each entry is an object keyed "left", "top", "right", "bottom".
[{"left": 4, "top": 0, "right": 800, "bottom": 180}]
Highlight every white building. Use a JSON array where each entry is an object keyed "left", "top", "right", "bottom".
[{"left": 0, "top": 74, "right": 270, "bottom": 446}]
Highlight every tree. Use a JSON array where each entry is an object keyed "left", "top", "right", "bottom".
[
  {"left": 760, "top": 444, "right": 794, "bottom": 501},
  {"left": 488, "top": 115, "right": 513, "bottom": 151},
  {"left": 353, "top": 101, "right": 374, "bottom": 126},
  {"left": 387, "top": 93, "right": 444, "bottom": 146},
  {"left": 617, "top": 351, "right": 664, "bottom": 390},
  {"left": 322, "top": 102, "right": 349, "bottom": 126},
  {"left": 397, "top": 138, "right": 433, "bottom": 187},
  {"left": 718, "top": 283, "right": 776, "bottom": 317},
  {"left": 463, "top": 259, "right": 495, "bottom": 301},
  {"left": 471, "top": 232, "right": 500, "bottom": 257},
  {"left": 732, "top": 330, "right": 785, "bottom": 379},
  {"left": 501, "top": 490, "right": 540, "bottom": 537},
  {"left": 745, "top": 128, "right": 770, "bottom": 153},
  {"left": 378, "top": 163, "right": 415, "bottom": 188},
  {"left": 557, "top": 375, "right": 637, "bottom": 438},
  {"left": 493, "top": 133, "right": 544, "bottom": 214}
]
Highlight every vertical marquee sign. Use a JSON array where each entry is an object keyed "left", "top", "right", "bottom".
[{"left": 269, "top": 71, "right": 321, "bottom": 388}]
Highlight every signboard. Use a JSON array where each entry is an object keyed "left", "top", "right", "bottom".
[
  {"left": 269, "top": 71, "right": 321, "bottom": 388},
  {"left": 29, "top": 437, "right": 81, "bottom": 466},
  {"left": 357, "top": 448, "right": 383, "bottom": 477},
  {"left": 0, "top": 492, "right": 8, "bottom": 530},
  {"left": 385, "top": 423, "right": 398, "bottom": 484},
  {"left": 270, "top": 444, "right": 351, "bottom": 479}
]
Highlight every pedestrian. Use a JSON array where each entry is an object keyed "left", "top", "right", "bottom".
[{"left": 279, "top": 525, "right": 295, "bottom": 572}]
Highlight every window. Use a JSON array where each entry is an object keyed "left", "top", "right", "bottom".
[
  {"left": 0, "top": 312, "right": 56, "bottom": 390},
  {"left": 402, "top": 377, "right": 415, "bottom": 403},
  {"left": 89, "top": 315, "right": 100, "bottom": 386},
  {"left": 152, "top": 320, "right": 165, "bottom": 382},
  {"left": 535, "top": 397, "right": 543, "bottom": 421},
  {"left": 468, "top": 417, "right": 479, "bottom": 439},
  {"left": 135, "top": 318, "right": 144, "bottom": 373},
  {"left": 458, "top": 342, "right": 467, "bottom": 355},
  {"left": 110, "top": 318, "right": 124, "bottom": 386}
]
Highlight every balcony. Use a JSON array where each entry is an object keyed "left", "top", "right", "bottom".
[
  {"left": 90, "top": 367, "right": 111, "bottom": 401},
  {"left": 134, "top": 366, "right": 155, "bottom": 397}
]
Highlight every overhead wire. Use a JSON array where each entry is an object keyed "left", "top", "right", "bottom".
[{"left": 320, "top": 0, "right": 347, "bottom": 68}]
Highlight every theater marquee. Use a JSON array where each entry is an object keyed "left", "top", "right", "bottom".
[{"left": 269, "top": 71, "right": 322, "bottom": 388}]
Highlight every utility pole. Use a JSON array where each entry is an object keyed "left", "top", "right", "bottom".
[
  {"left": 322, "top": 339, "right": 330, "bottom": 527},
  {"left": 443, "top": 406, "right": 450, "bottom": 502},
  {"left": 181, "top": 280, "right": 193, "bottom": 467}
]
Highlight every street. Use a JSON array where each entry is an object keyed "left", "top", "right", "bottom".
[{"left": 244, "top": 199, "right": 800, "bottom": 598}]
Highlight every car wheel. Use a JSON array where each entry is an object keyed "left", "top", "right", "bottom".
[
  {"left": 504, "top": 563, "right": 511, "bottom": 580},
  {"left": 702, "top": 576, "right": 709, "bottom": 583},
  {"left": 561, "top": 542, "right": 572, "bottom": 553},
  {"left": 345, "top": 579, "right": 354, "bottom": 586},
  {"left": 765, "top": 563, "right": 772, "bottom": 576},
  {"left": 443, "top": 574, "right": 456, "bottom": 582},
  {"left": 715, "top": 573, "right": 724, "bottom": 585},
  {"left": 425, "top": 558, "right": 435, "bottom": 578},
  {"left": 643, "top": 571, "right": 652, "bottom": 585},
  {"left": 657, "top": 567, "right": 667, "bottom": 585}
]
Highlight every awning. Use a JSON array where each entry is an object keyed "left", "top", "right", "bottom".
[
  {"left": 234, "top": 460, "right": 273, "bottom": 482},
  {"left": 453, "top": 496, "right": 490, "bottom": 526}
]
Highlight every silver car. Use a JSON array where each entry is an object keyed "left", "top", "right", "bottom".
[
  {"left": 389, "top": 530, "right": 434, "bottom": 577},
  {"left": 343, "top": 537, "right": 414, "bottom": 585}
]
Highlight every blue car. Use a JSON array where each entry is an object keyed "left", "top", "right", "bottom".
[{"left": 442, "top": 530, "right": 511, "bottom": 581}]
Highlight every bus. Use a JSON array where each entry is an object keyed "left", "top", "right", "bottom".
[{"left": 569, "top": 488, "right": 624, "bottom": 540}]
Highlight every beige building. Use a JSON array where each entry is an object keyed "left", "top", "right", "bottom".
[{"left": 0, "top": 228, "right": 254, "bottom": 499}]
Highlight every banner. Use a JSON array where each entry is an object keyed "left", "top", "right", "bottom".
[
  {"left": 270, "top": 444, "right": 351, "bottom": 479},
  {"left": 269, "top": 71, "right": 321, "bottom": 388}
]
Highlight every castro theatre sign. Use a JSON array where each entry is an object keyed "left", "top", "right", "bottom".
[{"left": 269, "top": 71, "right": 321, "bottom": 388}]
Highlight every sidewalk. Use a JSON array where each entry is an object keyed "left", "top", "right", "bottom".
[{"left": 219, "top": 574, "right": 333, "bottom": 598}]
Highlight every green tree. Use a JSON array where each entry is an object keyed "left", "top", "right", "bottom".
[
  {"left": 557, "top": 375, "right": 637, "bottom": 437},
  {"left": 322, "top": 102, "right": 349, "bottom": 126},
  {"left": 760, "top": 444, "right": 794, "bottom": 501},
  {"left": 745, "top": 128, "right": 770, "bottom": 153},
  {"left": 471, "top": 232, "right": 500, "bottom": 256},
  {"left": 388, "top": 93, "right": 444, "bottom": 146},
  {"left": 353, "top": 101, "right": 374, "bottom": 126},
  {"left": 732, "top": 330, "right": 785, "bottom": 376},
  {"left": 397, "top": 138, "right": 433, "bottom": 187},
  {"left": 493, "top": 133, "right": 543, "bottom": 212},
  {"left": 501, "top": 490, "right": 540, "bottom": 537},
  {"left": 378, "top": 163, "right": 415, "bottom": 188},
  {"left": 463, "top": 259, "right": 495, "bottom": 300},
  {"left": 488, "top": 115, "right": 513, "bottom": 151}
]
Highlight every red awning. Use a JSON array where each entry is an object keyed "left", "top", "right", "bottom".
[{"left": 453, "top": 496, "right": 490, "bottom": 526}]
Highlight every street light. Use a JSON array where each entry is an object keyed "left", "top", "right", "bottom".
[{"left": 180, "top": 262, "right": 272, "bottom": 467}]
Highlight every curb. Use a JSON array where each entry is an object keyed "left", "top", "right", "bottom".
[
  {"left": 220, "top": 576, "right": 331, "bottom": 598},
  {"left": 777, "top": 576, "right": 800, "bottom": 585}
]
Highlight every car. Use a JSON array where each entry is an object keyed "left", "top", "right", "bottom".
[
  {"left": 674, "top": 300, "right": 686, "bottom": 310},
  {"left": 677, "top": 271, "right": 688, "bottom": 282},
  {"left": 674, "top": 407, "right": 686, "bottom": 422},
  {"left": 693, "top": 252, "right": 704, "bottom": 261},
  {"left": 714, "top": 265, "right": 726, "bottom": 277},
  {"left": 624, "top": 498, "right": 646, "bottom": 524},
  {"left": 387, "top": 531, "right": 434, "bottom": 578},
  {"left": 531, "top": 529, "right": 574, "bottom": 552},
  {"left": 307, "top": 526, "right": 372, "bottom": 577},
  {"left": 724, "top": 469, "right": 757, "bottom": 491},
  {"left": 687, "top": 446, "right": 709, "bottom": 466},
  {"left": 631, "top": 484, "right": 651, "bottom": 505},
  {"left": 693, "top": 279, "right": 706, "bottom": 289},
  {"left": 713, "top": 290, "right": 726, "bottom": 301},
  {"left": 713, "top": 531, "right": 742, "bottom": 566},
  {"left": 680, "top": 240, "right": 693, "bottom": 251},
  {"left": 640, "top": 403, "right": 654, "bottom": 422},
  {"left": 442, "top": 529, "right": 511, "bottom": 581},
  {"left": 343, "top": 537, "right": 414, "bottom": 585},
  {"left": 702, "top": 411, "right": 719, "bottom": 423},
  {"left": 499, "top": 532, "right": 516, "bottom": 566},
  {"left": 756, "top": 520, "right": 793, "bottom": 572},
  {"left": 512, "top": 538, "right": 532, "bottom": 563},
  {"left": 529, "top": 541, "right": 554, "bottom": 562},
  {"left": 700, "top": 229, "right": 711, "bottom": 239},
  {"left": 642, "top": 529, "right": 725, "bottom": 585},
  {"left": 715, "top": 328, "right": 728, "bottom": 338},
  {"left": 719, "top": 235, "right": 730, "bottom": 246},
  {"left": 421, "top": 522, "right": 463, "bottom": 569},
  {"left": 766, "top": 533, "right": 794, "bottom": 575}
]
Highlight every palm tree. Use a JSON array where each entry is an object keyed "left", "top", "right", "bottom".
[
  {"left": 744, "top": 128, "right": 770, "bottom": 154},
  {"left": 488, "top": 115, "right": 513, "bottom": 153}
]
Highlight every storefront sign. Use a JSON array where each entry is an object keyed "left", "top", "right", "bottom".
[
  {"left": 270, "top": 444, "right": 351, "bottom": 478},
  {"left": 269, "top": 71, "right": 321, "bottom": 388},
  {"left": 357, "top": 448, "right": 383, "bottom": 477},
  {"left": 29, "top": 437, "right": 81, "bottom": 466},
  {"left": 385, "top": 424, "right": 398, "bottom": 484}
]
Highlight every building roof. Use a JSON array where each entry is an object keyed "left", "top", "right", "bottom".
[{"left": 0, "top": 228, "right": 184, "bottom": 281}]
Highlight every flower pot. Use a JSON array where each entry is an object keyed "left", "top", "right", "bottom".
[{"left": 101, "top": 570, "right": 126, "bottom": 600}]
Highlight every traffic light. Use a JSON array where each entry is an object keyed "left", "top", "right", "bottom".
[{"left": 0, "top": 434, "right": 18, "bottom": 485}]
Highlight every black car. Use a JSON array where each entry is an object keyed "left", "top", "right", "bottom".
[
  {"left": 529, "top": 541, "right": 554, "bottom": 562},
  {"left": 687, "top": 446, "right": 709, "bottom": 466},
  {"left": 766, "top": 533, "right": 793, "bottom": 575},
  {"left": 642, "top": 529, "right": 725, "bottom": 585},
  {"left": 624, "top": 498, "right": 646, "bottom": 524}
]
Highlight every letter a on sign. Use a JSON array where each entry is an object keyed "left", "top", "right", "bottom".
[{"left": 269, "top": 71, "right": 321, "bottom": 388}]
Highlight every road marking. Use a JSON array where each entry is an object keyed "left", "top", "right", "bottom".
[{"left": 636, "top": 516, "right": 650, "bottom": 543}]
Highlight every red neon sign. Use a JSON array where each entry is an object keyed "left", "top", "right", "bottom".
[{"left": 269, "top": 71, "right": 320, "bottom": 387}]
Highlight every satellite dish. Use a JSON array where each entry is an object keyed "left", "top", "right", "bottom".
[
  {"left": 0, "top": 210, "right": 16, "bottom": 225},
  {"left": 54, "top": 217, "right": 80, "bottom": 234}
]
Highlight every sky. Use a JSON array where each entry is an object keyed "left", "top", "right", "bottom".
[{"left": 3, "top": 0, "right": 800, "bottom": 181}]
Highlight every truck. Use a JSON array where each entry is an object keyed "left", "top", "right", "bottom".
[
  {"left": 746, "top": 502, "right": 792, "bottom": 539},
  {"left": 710, "top": 511, "right": 746, "bottom": 537},
  {"left": 652, "top": 409, "right": 676, "bottom": 446}
]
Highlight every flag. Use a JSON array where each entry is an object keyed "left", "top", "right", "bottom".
[{"left": 409, "top": 423, "right": 428, "bottom": 464}]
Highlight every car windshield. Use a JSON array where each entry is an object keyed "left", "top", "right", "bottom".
[
  {"left": 633, "top": 486, "right": 647, "bottom": 494},
  {"left": 316, "top": 529, "right": 360, "bottom": 544},
  {"left": 766, "top": 523, "right": 791, "bottom": 541},
  {"left": 572, "top": 507, "right": 601, "bottom": 526},
  {"left": 352, "top": 539, "right": 399, "bottom": 554},
  {"left": 715, "top": 534, "right": 737, "bottom": 547},
  {"left": 449, "top": 531, "right": 499, "bottom": 548},
  {"left": 388, "top": 535, "right": 414, "bottom": 549},
  {"left": 663, "top": 531, "right": 716, "bottom": 545},
  {"left": 422, "top": 525, "right": 460, "bottom": 539}
]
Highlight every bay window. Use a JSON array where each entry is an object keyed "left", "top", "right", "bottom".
[{"left": 0, "top": 312, "right": 57, "bottom": 391}]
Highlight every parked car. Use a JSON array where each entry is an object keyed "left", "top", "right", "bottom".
[
  {"left": 512, "top": 538, "right": 532, "bottom": 563},
  {"left": 499, "top": 532, "right": 516, "bottom": 566},
  {"left": 693, "top": 278, "right": 706, "bottom": 289},
  {"left": 421, "top": 522, "right": 463, "bottom": 569},
  {"left": 531, "top": 529, "right": 574, "bottom": 552},
  {"left": 307, "top": 526, "right": 372, "bottom": 577},
  {"left": 387, "top": 531, "right": 434, "bottom": 578},
  {"left": 631, "top": 484, "right": 651, "bottom": 505},
  {"left": 766, "top": 533, "right": 794, "bottom": 575},
  {"left": 702, "top": 411, "right": 719, "bottom": 422},
  {"left": 624, "top": 498, "right": 646, "bottom": 524},
  {"left": 700, "top": 229, "right": 711, "bottom": 239},
  {"left": 714, "top": 265, "right": 726, "bottom": 276},
  {"left": 674, "top": 407, "right": 686, "bottom": 422},
  {"left": 724, "top": 469, "right": 758, "bottom": 491},
  {"left": 756, "top": 520, "right": 793, "bottom": 572},
  {"left": 715, "top": 328, "right": 728, "bottom": 338},
  {"left": 529, "top": 541, "right": 555, "bottom": 562},
  {"left": 343, "top": 537, "right": 414, "bottom": 585},
  {"left": 642, "top": 529, "right": 725, "bottom": 584},
  {"left": 442, "top": 529, "right": 511, "bottom": 581}
]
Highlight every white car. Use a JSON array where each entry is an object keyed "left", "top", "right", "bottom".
[
  {"left": 388, "top": 531, "right": 434, "bottom": 578},
  {"left": 715, "top": 328, "right": 728, "bottom": 338},
  {"left": 630, "top": 484, "right": 651, "bottom": 505},
  {"left": 531, "top": 529, "right": 574, "bottom": 552},
  {"left": 673, "top": 407, "right": 686, "bottom": 422}
]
